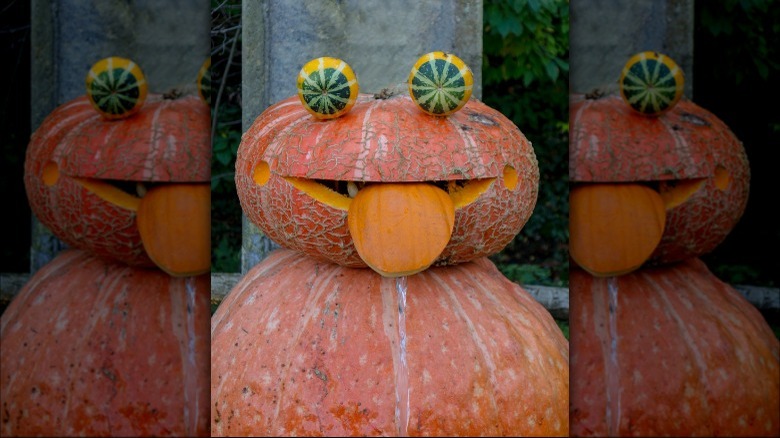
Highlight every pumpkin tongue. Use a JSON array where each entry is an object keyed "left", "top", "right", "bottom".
[
  {"left": 348, "top": 183, "right": 455, "bottom": 277},
  {"left": 137, "top": 183, "right": 211, "bottom": 277},
  {"left": 569, "top": 183, "right": 666, "bottom": 277}
]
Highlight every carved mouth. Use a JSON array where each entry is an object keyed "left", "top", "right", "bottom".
[
  {"left": 281, "top": 176, "right": 497, "bottom": 211},
  {"left": 42, "top": 161, "right": 210, "bottom": 277}
]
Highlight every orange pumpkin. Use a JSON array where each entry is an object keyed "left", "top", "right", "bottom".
[
  {"left": 235, "top": 93, "right": 538, "bottom": 276},
  {"left": 211, "top": 248, "right": 569, "bottom": 436},
  {"left": 24, "top": 93, "right": 211, "bottom": 276},
  {"left": 569, "top": 92, "right": 749, "bottom": 275},
  {"left": 569, "top": 183, "right": 666, "bottom": 277},
  {"left": 569, "top": 260, "right": 779, "bottom": 437},
  {"left": 0, "top": 249, "right": 211, "bottom": 436}
]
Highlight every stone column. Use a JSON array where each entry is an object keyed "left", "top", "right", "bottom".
[
  {"left": 241, "top": 0, "right": 484, "bottom": 273},
  {"left": 29, "top": 0, "right": 210, "bottom": 272},
  {"left": 569, "top": 0, "right": 694, "bottom": 96}
]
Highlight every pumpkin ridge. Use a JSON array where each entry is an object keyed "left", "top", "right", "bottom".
[
  {"left": 428, "top": 269, "right": 501, "bottom": 414},
  {"left": 271, "top": 264, "right": 347, "bottom": 430},
  {"left": 644, "top": 272, "right": 715, "bottom": 428},
  {"left": 169, "top": 277, "right": 204, "bottom": 436},
  {"left": 378, "top": 276, "right": 406, "bottom": 435},
  {"left": 590, "top": 277, "right": 620, "bottom": 433}
]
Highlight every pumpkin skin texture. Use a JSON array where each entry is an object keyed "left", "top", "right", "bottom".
[
  {"left": 24, "top": 94, "right": 211, "bottom": 268},
  {"left": 569, "top": 260, "right": 780, "bottom": 437},
  {"left": 0, "top": 249, "right": 211, "bottom": 437},
  {"left": 236, "top": 93, "right": 538, "bottom": 272},
  {"left": 569, "top": 92, "right": 750, "bottom": 266},
  {"left": 211, "top": 249, "right": 569, "bottom": 437}
]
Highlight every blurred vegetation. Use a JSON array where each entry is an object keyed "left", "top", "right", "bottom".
[
  {"left": 210, "top": 0, "right": 243, "bottom": 273},
  {"left": 694, "top": 0, "right": 779, "bottom": 288},
  {"left": 483, "top": 0, "right": 570, "bottom": 288}
]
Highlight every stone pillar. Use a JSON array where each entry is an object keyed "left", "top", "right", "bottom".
[
  {"left": 241, "top": 0, "right": 484, "bottom": 273},
  {"left": 29, "top": 0, "right": 210, "bottom": 272},
  {"left": 569, "top": 0, "right": 694, "bottom": 96}
]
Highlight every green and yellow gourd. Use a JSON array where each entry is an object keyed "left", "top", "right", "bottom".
[
  {"left": 408, "top": 51, "right": 473, "bottom": 116},
  {"left": 85, "top": 56, "right": 148, "bottom": 120},
  {"left": 618, "top": 51, "right": 684, "bottom": 117},
  {"left": 297, "top": 57, "right": 359, "bottom": 119}
]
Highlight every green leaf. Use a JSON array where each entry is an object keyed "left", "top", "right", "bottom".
[{"left": 544, "top": 60, "right": 559, "bottom": 81}]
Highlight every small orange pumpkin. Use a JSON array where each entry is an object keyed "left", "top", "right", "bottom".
[
  {"left": 236, "top": 92, "right": 538, "bottom": 276},
  {"left": 0, "top": 249, "right": 211, "bottom": 436},
  {"left": 569, "top": 183, "right": 666, "bottom": 277}
]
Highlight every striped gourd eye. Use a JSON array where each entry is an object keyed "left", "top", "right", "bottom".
[
  {"left": 408, "top": 51, "right": 473, "bottom": 116},
  {"left": 297, "top": 57, "right": 359, "bottom": 119},
  {"left": 197, "top": 57, "right": 211, "bottom": 106},
  {"left": 619, "top": 51, "right": 684, "bottom": 117},
  {"left": 85, "top": 57, "right": 148, "bottom": 120}
]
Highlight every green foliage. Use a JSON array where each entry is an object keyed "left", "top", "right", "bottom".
[
  {"left": 483, "top": 0, "right": 570, "bottom": 87},
  {"left": 556, "top": 318, "right": 570, "bottom": 340},
  {"left": 498, "top": 263, "right": 553, "bottom": 286},
  {"left": 210, "top": 0, "right": 243, "bottom": 273},
  {"left": 484, "top": 0, "right": 570, "bottom": 287},
  {"left": 697, "top": 0, "right": 779, "bottom": 84},
  {"left": 695, "top": 0, "right": 779, "bottom": 288}
]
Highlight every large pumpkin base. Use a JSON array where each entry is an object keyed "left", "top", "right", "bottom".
[
  {"left": 211, "top": 249, "right": 569, "bottom": 436},
  {"left": 570, "top": 258, "right": 780, "bottom": 437},
  {"left": 0, "top": 249, "right": 211, "bottom": 437}
]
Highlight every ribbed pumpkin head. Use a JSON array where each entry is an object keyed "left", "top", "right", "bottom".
[
  {"left": 568, "top": 52, "right": 750, "bottom": 277},
  {"left": 236, "top": 56, "right": 538, "bottom": 277},
  {"left": 24, "top": 57, "right": 212, "bottom": 277}
]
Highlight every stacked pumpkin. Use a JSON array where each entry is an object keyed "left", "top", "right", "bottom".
[
  {"left": 211, "top": 52, "right": 570, "bottom": 436},
  {"left": 1, "top": 57, "right": 212, "bottom": 436},
  {"left": 568, "top": 51, "right": 779, "bottom": 436}
]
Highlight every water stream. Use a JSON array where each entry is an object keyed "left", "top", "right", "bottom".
[
  {"left": 394, "top": 276, "right": 410, "bottom": 437},
  {"left": 605, "top": 276, "right": 621, "bottom": 437}
]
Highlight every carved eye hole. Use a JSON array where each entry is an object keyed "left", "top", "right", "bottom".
[{"left": 253, "top": 161, "right": 271, "bottom": 186}]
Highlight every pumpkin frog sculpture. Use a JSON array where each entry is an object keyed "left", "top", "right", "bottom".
[
  {"left": 1, "top": 57, "right": 212, "bottom": 436},
  {"left": 568, "top": 51, "right": 779, "bottom": 436},
  {"left": 211, "top": 52, "right": 570, "bottom": 436}
]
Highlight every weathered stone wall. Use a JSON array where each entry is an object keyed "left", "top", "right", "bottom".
[{"left": 569, "top": 0, "right": 694, "bottom": 96}]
